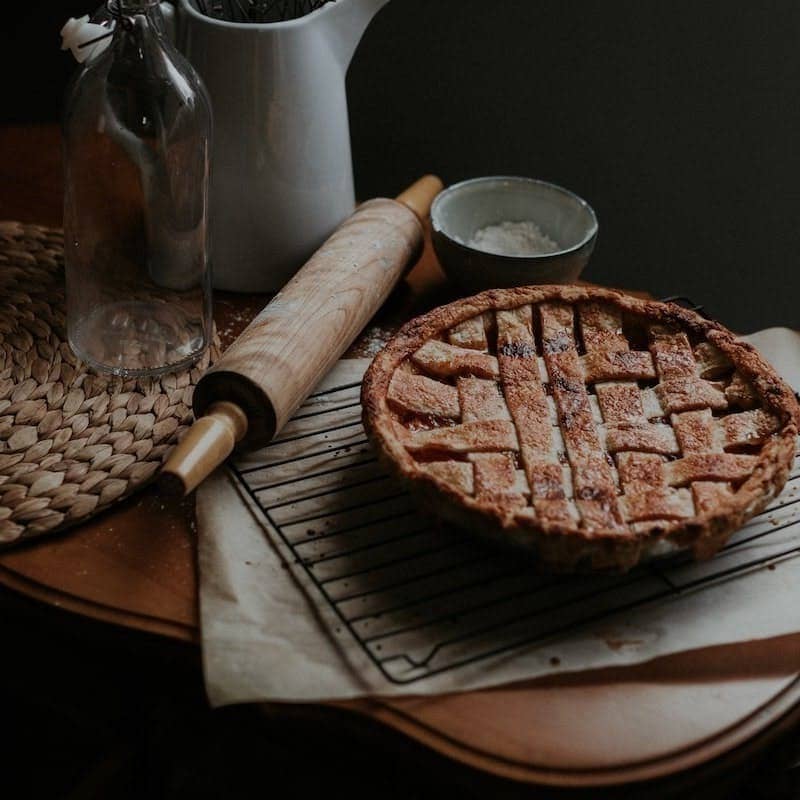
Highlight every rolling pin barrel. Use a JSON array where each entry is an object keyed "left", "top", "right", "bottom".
[{"left": 162, "top": 175, "right": 443, "bottom": 494}]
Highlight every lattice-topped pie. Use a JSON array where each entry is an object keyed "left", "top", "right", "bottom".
[{"left": 362, "top": 286, "right": 799, "bottom": 571}]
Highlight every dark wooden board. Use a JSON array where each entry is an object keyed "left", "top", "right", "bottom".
[{"left": 0, "top": 123, "right": 798, "bottom": 796}]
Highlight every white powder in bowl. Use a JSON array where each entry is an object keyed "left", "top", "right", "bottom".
[{"left": 466, "top": 220, "right": 560, "bottom": 257}]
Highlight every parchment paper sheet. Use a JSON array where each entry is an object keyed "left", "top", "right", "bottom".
[{"left": 197, "top": 329, "right": 800, "bottom": 705}]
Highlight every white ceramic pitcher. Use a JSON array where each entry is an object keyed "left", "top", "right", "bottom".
[{"left": 159, "top": 0, "right": 391, "bottom": 291}]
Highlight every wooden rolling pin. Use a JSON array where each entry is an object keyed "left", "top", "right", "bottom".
[{"left": 162, "top": 175, "right": 443, "bottom": 494}]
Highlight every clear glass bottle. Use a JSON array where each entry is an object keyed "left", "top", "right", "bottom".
[{"left": 63, "top": 0, "right": 212, "bottom": 377}]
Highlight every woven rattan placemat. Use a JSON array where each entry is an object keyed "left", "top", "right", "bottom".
[{"left": 0, "top": 221, "right": 218, "bottom": 545}]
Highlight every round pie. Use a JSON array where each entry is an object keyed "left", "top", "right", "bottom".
[{"left": 362, "top": 285, "right": 799, "bottom": 572}]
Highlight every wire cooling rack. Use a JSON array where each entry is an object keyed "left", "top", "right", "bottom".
[{"left": 229, "top": 298, "right": 800, "bottom": 685}]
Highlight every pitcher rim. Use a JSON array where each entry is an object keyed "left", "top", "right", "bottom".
[{"left": 177, "top": 0, "right": 344, "bottom": 30}]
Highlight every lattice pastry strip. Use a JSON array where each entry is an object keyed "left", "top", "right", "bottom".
[
  {"left": 615, "top": 451, "right": 694, "bottom": 522},
  {"left": 720, "top": 409, "right": 781, "bottom": 449},
  {"left": 458, "top": 377, "right": 510, "bottom": 423},
  {"left": 578, "top": 305, "right": 691, "bottom": 524},
  {"left": 654, "top": 378, "right": 728, "bottom": 415},
  {"left": 693, "top": 342, "right": 733, "bottom": 379},
  {"left": 604, "top": 423, "right": 679, "bottom": 456},
  {"left": 648, "top": 327, "right": 697, "bottom": 379},
  {"left": 664, "top": 453, "right": 759, "bottom": 486},
  {"left": 649, "top": 340, "right": 781, "bottom": 510},
  {"left": 420, "top": 461, "right": 473, "bottom": 495},
  {"left": 617, "top": 452, "right": 665, "bottom": 487},
  {"left": 387, "top": 370, "right": 460, "bottom": 419},
  {"left": 577, "top": 302, "right": 629, "bottom": 352},
  {"left": 470, "top": 452, "right": 525, "bottom": 510},
  {"left": 577, "top": 301, "right": 655, "bottom": 384},
  {"left": 582, "top": 351, "right": 656, "bottom": 383},
  {"left": 692, "top": 481, "right": 735, "bottom": 515},
  {"left": 417, "top": 459, "right": 539, "bottom": 507},
  {"left": 578, "top": 305, "right": 670, "bottom": 450},
  {"left": 619, "top": 486, "right": 694, "bottom": 522},
  {"left": 458, "top": 374, "right": 525, "bottom": 510},
  {"left": 399, "top": 419, "right": 518, "bottom": 454},
  {"left": 594, "top": 382, "right": 644, "bottom": 424},
  {"left": 422, "top": 467, "right": 556, "bottom": 501},
  {"left": 411, "top": 340, "right": 498, "bottom": 380},
  {"left": 649, "top": 328, "right": 729, "bottom": 414},
  {"left": 541, "top": 302, "right": 622, "bottom": 529},
  {"left": 496, "top": 305, "right": 577, "bottom": 525},
  {"left": 672, "top": 409, "right": 721, "bottom": 454},
  {"left": 449, "top": 314, "right": 489, "bottom": 350},
  {"left": 668, "top": 410, "right": 732, "bottom": 503}
]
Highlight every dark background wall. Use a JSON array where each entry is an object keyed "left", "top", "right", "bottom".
[{"left": 5, "top": 0, "right": 800, "bottom": 333}]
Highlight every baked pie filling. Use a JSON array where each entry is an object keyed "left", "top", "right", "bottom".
[{"left": 362, "top": 286, "right": 799, "bottom": 571}]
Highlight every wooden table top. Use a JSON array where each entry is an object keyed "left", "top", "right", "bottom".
[{"left": 1, "top": 123, "right": 799, "bottom": 797}]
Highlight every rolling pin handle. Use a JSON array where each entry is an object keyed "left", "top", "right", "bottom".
[
  {"left": 160, "top": 401, "right": 248, "bottom": 496},
  {"left": 395, "top": 174, "right": 444, "bottom": 222}
]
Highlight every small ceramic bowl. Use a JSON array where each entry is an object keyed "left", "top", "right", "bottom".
[{"left": 430, "top": 176, "right": 598, "bottom": 293}]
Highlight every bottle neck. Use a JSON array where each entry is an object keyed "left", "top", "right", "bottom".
[
  {"left": 109, "top": 0, "right": 167, "bottom": 38},
  {"left": 116, "top": 0, "right": 160, "bottom": 9}
]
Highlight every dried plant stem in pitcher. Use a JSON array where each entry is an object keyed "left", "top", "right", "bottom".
[{"left": 196, "top": 0, "right": 331, "bottom": 22}]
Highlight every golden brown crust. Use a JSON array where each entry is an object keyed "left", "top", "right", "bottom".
[{"left": 362, "top": 285, "right": 799, "bottom": 572}]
